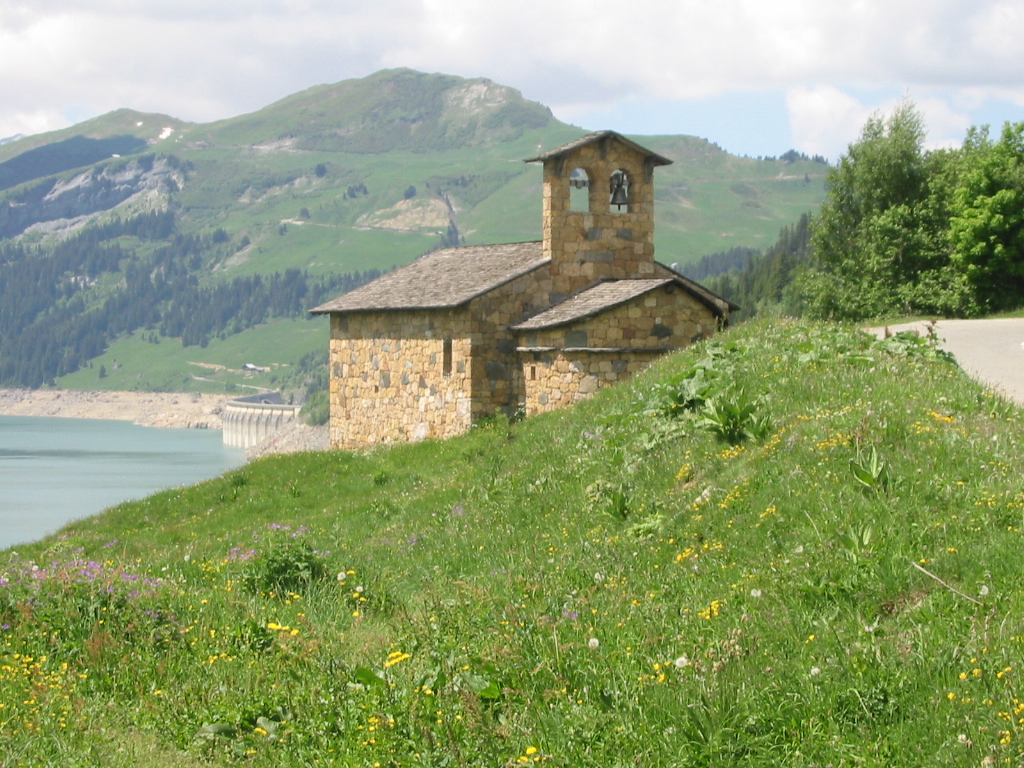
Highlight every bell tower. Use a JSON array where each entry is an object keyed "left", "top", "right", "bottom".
[{"left": 526, "top": 131, "right": 672, "bottom": 299}]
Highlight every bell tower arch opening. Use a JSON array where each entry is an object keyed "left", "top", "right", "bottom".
[
  {"left": 569, "top": 167, "right": 591, "bottom": 212},
  {"left": 609, "top": 169, "right": 630, "bottom": 213}
]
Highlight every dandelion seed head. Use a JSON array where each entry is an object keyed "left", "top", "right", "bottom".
[
  {"left": 809, "top": 666, "right": 821, "bottom": 676},
  {"left": 588, "top": 637, "right": 600, "bottom": 650},
  {"left": 674, "top": 656, "right": 689, "bottom": 668},
  {"left": 750, "top": 589, "right": 762, "bottom": 598}
]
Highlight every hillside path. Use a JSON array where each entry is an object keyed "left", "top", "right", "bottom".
[{"left": 869, "top": 318, "right": 1024, "bottom": 405}]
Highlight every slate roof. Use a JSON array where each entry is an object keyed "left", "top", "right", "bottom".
[
  {"left": 512, "top": 279, "right": 677, "bottom": 331},
  {"left": 310, "top": 241, "right": 547, "bottom": 314},
  {"left": 656, "top": 263, "right": 740, "bottom": 315},
  {"left": 523, "top": 130, "right": 673, "bottom": 167}
]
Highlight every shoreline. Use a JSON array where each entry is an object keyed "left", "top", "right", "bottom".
[{"left": 0, "top": 388, "right": 230, "bottom": 429}]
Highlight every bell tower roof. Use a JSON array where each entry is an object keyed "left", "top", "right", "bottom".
[{"left": 523, "top": 130, "right": 673, "bottom": 167}]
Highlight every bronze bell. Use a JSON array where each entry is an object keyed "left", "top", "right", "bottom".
[
  {"left": 569, "top": 169, "right": 590, "bottom": 189},
  {"left": 610, "top": 172, "right": 629, "bottom": 209}
]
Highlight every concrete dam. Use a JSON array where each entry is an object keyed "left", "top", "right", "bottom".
[{"left": 222, "top": 393, "right": 300, "bottom": 450}]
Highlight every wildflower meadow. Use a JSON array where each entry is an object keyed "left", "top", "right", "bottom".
[{"left": 2, "top": 318, "right": 1024, "bottom": 766}]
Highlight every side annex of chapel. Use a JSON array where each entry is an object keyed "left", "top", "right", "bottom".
[{"left": 311, "top": 131, "right": 736, "bottom": 451}]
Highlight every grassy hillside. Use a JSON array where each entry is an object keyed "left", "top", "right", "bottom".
[
  {"left": 0, "top": 70, "right": 828, "bottom": 271},
  {"left": 0, "top": 109, "right": 187, "bottom": 165},
  {"left": 3, "top": 318, "right": 1022, "bottom": 766},
  {"left": 57, "top": 317, "right": 328, "bottom": 395}
]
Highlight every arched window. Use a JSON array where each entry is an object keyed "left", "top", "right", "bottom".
[
  {"left": 569, "top": 167, "right": 590, "bottom": 212},
  {"left": 609, "top": 169, "right": 630, "bottom": 213}
]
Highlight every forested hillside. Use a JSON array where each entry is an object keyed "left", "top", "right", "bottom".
[
  {"left": 698, "top": 214, "right": 812, "bottom": 322},
  {"left": 0, "top": 211, "right": 377, "bottom": 387}
]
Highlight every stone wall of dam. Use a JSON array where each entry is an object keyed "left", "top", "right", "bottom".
[{"left": 222, "top": 394, "right": 301, "bottom": 450}]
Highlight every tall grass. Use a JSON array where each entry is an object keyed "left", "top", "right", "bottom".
[{"left": 3, "top": 318, "right": 1023, "bottom": 766}]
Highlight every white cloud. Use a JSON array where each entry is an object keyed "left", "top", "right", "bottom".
[
  {"left": 0, "top": 1, "right": 1023, "bottom": 152},
  {"left": 786, "top": 86, "right": 875, "bottom": 160},
  {"left": 0, "top": 110, "right": 70, "bottom": 141},
  {"left": 786, "top": 85, "right": 975, "bottom": 160},
  {"left": 916, "top": 97, "right": 973, "bottom": 150}
]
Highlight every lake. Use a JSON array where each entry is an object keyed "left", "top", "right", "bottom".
[{"left": 0, "top": 415, "right": 246, "bottom": 549}]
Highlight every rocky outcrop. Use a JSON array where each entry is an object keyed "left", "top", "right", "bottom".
[{"left": 246, "top": 420, "right": 329, "bottom": 459}]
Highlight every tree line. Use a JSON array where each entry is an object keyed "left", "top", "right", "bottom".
[{"left": 704, "top": 102, "right": 1024, "bottom": 322}]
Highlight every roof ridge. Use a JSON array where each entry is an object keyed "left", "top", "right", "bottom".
[{"left": 523, "top": 130, "right": 673, "bottom": 166}]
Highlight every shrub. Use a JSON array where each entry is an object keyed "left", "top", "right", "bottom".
[{"left": 243, "top": 539, "right": 327, "bottom": 595}]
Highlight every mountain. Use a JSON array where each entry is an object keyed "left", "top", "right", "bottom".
[
  {"left": 196, "top": 68, "right": 555, "bottom": 153},
  {"left": 0, "top": 69, "right": 827, "bottom": 394}
]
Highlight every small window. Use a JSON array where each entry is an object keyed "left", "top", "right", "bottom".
[
  {"left": 442, "top": 338, "right": 453, "bottom": 376},
  {"left": 530, "top": 365, "right": 537, "bottom": 381},
  {"left": 569, "top": 167, "right": 590, "bottom": 212}
]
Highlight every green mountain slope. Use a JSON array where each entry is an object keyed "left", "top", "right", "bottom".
[
  {"left": 0, "top": 108, "right": 188, "bottom": 165},
  {"left": 2, "top": 319, "right": 1020, "bottom": 765},
  {"left": 0, "top": 69, "right": 827, "bottom": 391},
  {"left": 196, "top": 68, "right": 556, "bottom": 153}
]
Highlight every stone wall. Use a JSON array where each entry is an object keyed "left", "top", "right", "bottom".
[
  {"left": 519, "top": 349, "right": 666, "bottom": 415},
  {"left": 465, "top": 265, "right": 555, "bottom": 419},
  {"left": 328, "top": 309, "right": 474, "bottom": 451},
  {"left": 518, "top": 284, "right": 719, "bottom": 416},
  {"left": 326, "top": 265, "right": 560, "bottom": 450}
]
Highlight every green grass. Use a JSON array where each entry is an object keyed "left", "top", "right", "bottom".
[
  {"left": 8, "top": 317, "right": 1019, "bottom": 766},
  {"left": 57, "top": 317, "right": 328, "bottom": 394}
]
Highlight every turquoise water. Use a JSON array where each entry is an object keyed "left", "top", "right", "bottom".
[{"left": 0, "top": 416, "right": 246, "bottom": 549}]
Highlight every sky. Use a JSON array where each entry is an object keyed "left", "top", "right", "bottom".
[{"left": 2, "top": 0, "right": 1024, "bottom": 161}]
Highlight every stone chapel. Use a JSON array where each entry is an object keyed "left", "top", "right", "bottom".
[{"left": 310, "top": 131, "right": 736, "bottom": 450}]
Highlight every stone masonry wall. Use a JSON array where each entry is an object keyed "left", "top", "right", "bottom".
[
  {"left": 328, "top": 265, "right": 557, "bottom": 450},
  {"left": 543, "top": 139, "right": 657, "bottom": 299},
  {"left": 518, "top": 286, "right": 719, "bottom": 416},
  {"left": 328, "top": 309, "right": 474, "bottom": 450},
  {"left": 520, "top": 349, "right": 665, "bottom": 415},
  {"left": 465, "top": 265, "right": 555, "bottom": 419}
]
